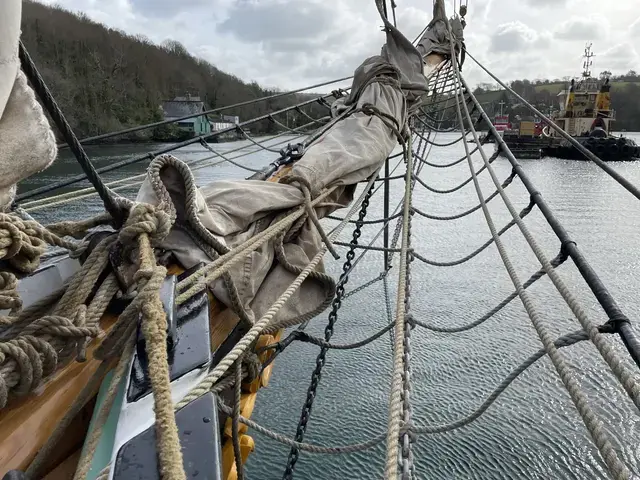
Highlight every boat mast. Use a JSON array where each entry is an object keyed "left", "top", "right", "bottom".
[{"left": 582, "top": 43, "right": 594, "bottom": 78}]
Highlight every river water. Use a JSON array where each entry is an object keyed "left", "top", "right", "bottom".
[{"left": 18, "top": 133, "right": 640, "bottom": 479}]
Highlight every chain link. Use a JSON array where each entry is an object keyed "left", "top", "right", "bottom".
[
  {"left": 400, "top": 198, "right": 415, "bottom": 479},
  {"left": 283, "top": 184, "right": 374, "bottom": 480}
]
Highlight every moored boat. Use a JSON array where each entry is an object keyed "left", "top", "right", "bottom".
[{"left": 502, "top": 45, "right": 640, "bottom": 161}]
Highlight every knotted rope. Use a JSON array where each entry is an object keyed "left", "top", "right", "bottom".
[{"left": 111, "top": 203, "right": 186, "bottom": 480}]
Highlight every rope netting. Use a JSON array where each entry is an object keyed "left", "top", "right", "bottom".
[{"left": 1, "top": 1, "right": 640, "bottom": 480}]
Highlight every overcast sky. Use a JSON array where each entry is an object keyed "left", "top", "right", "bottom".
[{"left": 37, "top": 0, "right": 640, "bottom": 91}]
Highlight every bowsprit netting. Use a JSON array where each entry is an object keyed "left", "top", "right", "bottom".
[{"left": 2, "top": 0, "right": 640, "bottom": 479}]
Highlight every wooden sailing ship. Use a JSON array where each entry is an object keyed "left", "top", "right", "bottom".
[{"left": 0, "top": 1, "right": 450, "bottom": 479}]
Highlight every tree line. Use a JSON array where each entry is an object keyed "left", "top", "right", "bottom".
[{"left": 20, "top": 1, "right": 329, "bottom": 141}]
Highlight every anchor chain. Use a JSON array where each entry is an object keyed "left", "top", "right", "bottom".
[{"left": 282, "top": 184, "right": 374, "bottom": 479}]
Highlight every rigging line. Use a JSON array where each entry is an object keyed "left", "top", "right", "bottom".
[
  {"left": 412, "top": 173, "right": 515, "bottom": 222},
  {"left": 24, "top": 126, "right": 312, "bottom": 208},
  {"left": 327, "top": 210, "right": 403, "bottom": 225},
  {"left": 283, "top": 185, "right": 378, "bottom": 478},
  {"left": 413, "top": 141, "right": 484, "bottom": 168},
  {"left": 456, "top": 73, "right": 640, "bottom": 411},
  {"left": 57, "top": 76, "right": 353, "bottom": 149},
  {"left": 410, "top": 330, "right": 596, "bottom": 435},
  {"left": 449, "top": 34, "right": 633, "bottom": 480},
  {"left": 259, "top": 321, "right": 395, "bottom": 359},
  {"left": 268, "top": 114, "right": 326, "bottom": 134},
  {"left": 199, "top": 141, "right": 263, "bottom": 173},
  {"left": 25, "top": 180, "right": 141, "bottom": 213},
  {"left": 413, "top": 200, "right": 535, "bottom": 267},
  {"left": 415, "top": 106, "right": 477, "bottom": 131},
  {"left": 284, "top": 140, "right": 414, "bottom": 476},
  {"left": 385, "top": 135, "right": 413, "bottom": 479},
  {"left": 412, "top": 150, "right": 501, "bottom": 194},
  {"left": 23, "top": 128, "right": 312, "bottom": 211},
  {"left": 343, "top": 272, "right": 388, "bottom": 299},
  {"left": 294, "top": 105, "right": 329, "bottom": 125},
  {"left": 326, "top": 148, "right": 411, "bottom": 226},
  {"left": 17, "top": 94, "right": 332, "bottom": 202},
  {"left": 420, "top": 98, "right": 472, "bottom": 119},
  {"left": 459, "top": 78, "right": 640, "bottom": 370},
  {"left": 236, "top": 119, "right": 328, "bottom": 154},
  {"left": 413, "top": 128, "right": 471, "bottom": 147},
  {"left": 463, "top": 48, "right": 640, "bottom": 202},
  {"left": 413, "top": 250, "right": 566, "bottom": 333},
  {"left": 18, "top": 41, "right": 124, "bottom": 223},
  {"left": 333, "top": 243, "right": 403, "bottom": 253},
  {"left": 420, "top": 88, "right": 468, "bottom": 109},
  {"left": 220, "top": 329, "right": 597, "bottom": 454}
]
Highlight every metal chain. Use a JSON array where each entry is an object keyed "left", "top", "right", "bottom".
[
  {"left": 400, "top": 186, "right": 416, "bottom": 479},
  {"left": 282, "top": 184, "right": 374, "bottom": 480},
  {"left": 383, "top": 276, "right": 395, "bottom": 349}
]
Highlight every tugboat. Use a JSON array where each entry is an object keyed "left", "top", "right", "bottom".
[{"left": 503, "top": 44, "right": 640, "bottom": 161}]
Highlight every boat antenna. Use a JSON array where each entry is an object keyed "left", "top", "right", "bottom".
[{"left": 583, "top": 42, "right": 594, "bottom": 78}]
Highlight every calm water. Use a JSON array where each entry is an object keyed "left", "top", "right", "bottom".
[{"left": 20, "top": 133, "right": 640, "bottom": 479}]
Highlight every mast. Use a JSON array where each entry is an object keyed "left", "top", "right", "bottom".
[{"left": 582, "top": 43, "right": 594, "bottom": 78}]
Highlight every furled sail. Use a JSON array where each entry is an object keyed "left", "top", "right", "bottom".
[
  {"left": 135, "top": 2, "right": 455, "bottom": 330},
  {"left": 0, "top": 0, "right": 57, "bottom": 210}
]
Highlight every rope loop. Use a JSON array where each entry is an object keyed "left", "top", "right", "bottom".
[
  {"left": 0, "top": 214, "right": 48, "bottom": 273},
  {"left": 118, "top": 203, "right": 171, "bottom": 246}
]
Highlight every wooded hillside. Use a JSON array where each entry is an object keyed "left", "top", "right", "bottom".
[{"left": 20, "top": 1, "right": 327, "bottom": 140}]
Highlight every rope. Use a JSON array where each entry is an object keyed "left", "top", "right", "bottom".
[
  {"left": 413, "top": 251, "right": 567, "bottom": 333},
  {"left": 413, "top": 200, "right": 534, "bottom": 267},
  {"left": 412, "top": 150, "right": 501, "bottom": 194},
  {"left": 0, "top": 234, "right": 116, "bottom": 408},
  {"left": 413, "top": 143, "right": 483, "bottom": 168},
  {"left": 175, "top": 187, "right": 338, "bottom": 304},
  {"left": 128, "top": 204, "right": 186, "bottom": 480},
  {"left": 385, "top": 135, "right": 413, "bottom": 479},
  {"left": 412, "top": 169, "right": 514, "bottom": 221},
  {"left": 282, "top": 175, "right": 340, "bottom": 259},
  {"left": 232, "top": 359, "right": 245, "bottom": 480}
]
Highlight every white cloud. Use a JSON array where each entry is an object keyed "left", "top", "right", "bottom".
[
  {"left": 600, "top": 43, "right": 639, "bottom": 73},
  {"left": 33, "top": 0, "right": 640, "bottom": 89},
  {"left": 489, "top": 22, "right": 545, "bottom": 53},
  {"left": 554, "top": 16, "right": 609, "bottom": 41}
]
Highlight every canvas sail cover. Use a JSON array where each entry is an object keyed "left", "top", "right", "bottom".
[
  {"left": 0, "top": 0, "right": 57, "bottom": 210},
  {"left": 135, "top": 4, "right": 461, "bottom": 329}
]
